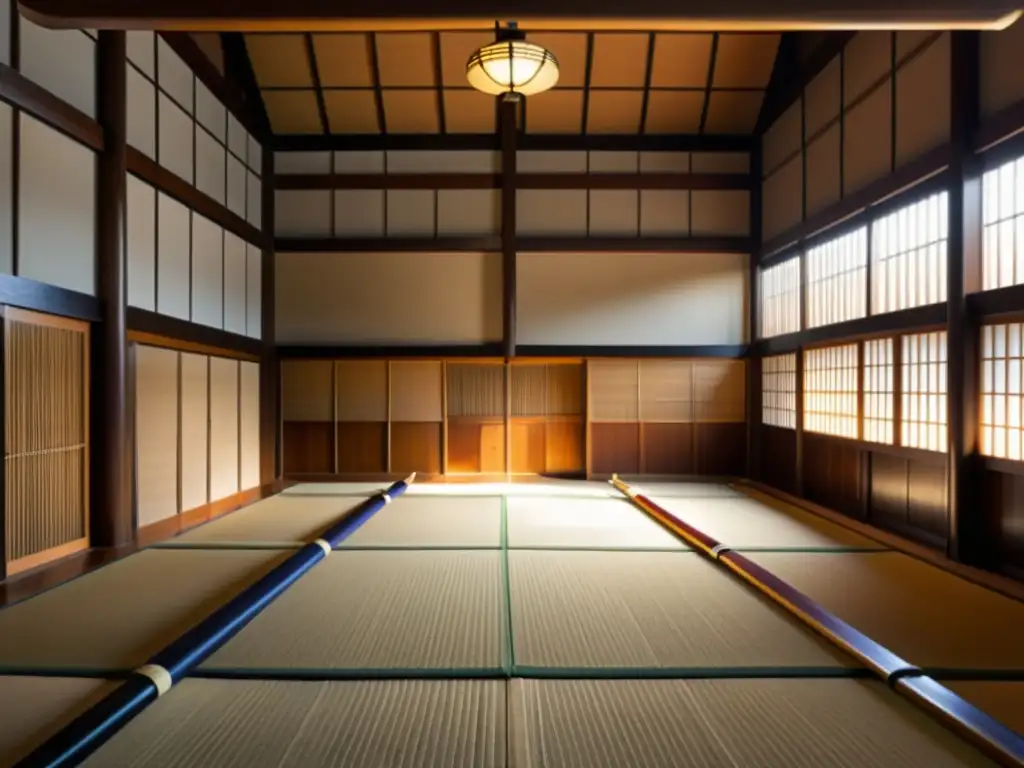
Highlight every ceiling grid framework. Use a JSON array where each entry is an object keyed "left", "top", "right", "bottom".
[{"left": 243, "top": 30, "right": 782, "bottom": 137}]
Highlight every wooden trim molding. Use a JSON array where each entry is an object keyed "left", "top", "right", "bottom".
[
  {"left": 127, "top": 307, "right": 263, "bottom": 358},
  {"left": 0, "top": 274, "right": 101, "bottom": 322},
  {"left": 275, "top": 236, "right": 753, "bottom": 254},
  {"left": 0, "top": 63, "right": 103, "bottom": 151},
  {"left": 272, "top": 133, "right": 755, "bottom": 153},
  {"left": 126, "top": 147, "right": 268, "bottom": 249},
  {"left": 515, "top": 344, "right": 749, "bottom": 358},
  {"left": 5, "top": 538, "right": 89, "bottom": 577},
  {"left": 135, "top": 486, "right": 263, "bottom": 547},
  {"left": 277, "top": 343, "right": 505, "bottom": 359},
  {"left": 275, "top": 172, "right": 753, "bottom": 191}
]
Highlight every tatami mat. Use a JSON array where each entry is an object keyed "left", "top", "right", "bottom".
[
  {"left": 166, "top": 495, "right": 369, "bottom": 547},
  {"left": 509, "top": 678, "right": 995, "bottom": 767},
  {"left": 203, "top": 550, "right": 504, "bottom": 674},
  {"left": 283, "top": 481, "right": 616, "bottom": 498},
  {"left": 506, "top": 497, "right": 686, "bottom": 550},
  {"left": 626, "top": 481, "right": 743, "bottom": 498},
  {"left": 0, "top": 676, "right": 119, "bottom": 766},
  {"left": 747, "top": 551, "right": 1024, "bottom": 672},
  {"left": 0, "top": 549, "right": 289, "bottom": 672},
  {"left": 508, "top": 550, "right": 853, "bottom": 672},
  {"left": 281, "top": 482, "right": 394, "bottom": 496},
  {"left": 85, "top": 679, "right": 506, "bottom": 767},
  {"left": 649, "top": 495, "right": 883, "bottom": 551},
  {"left": 340, "top": 496, "right": 502, "bottom": 548},
  {"left": 945, "top": 682, "right": 1024, "bottom": 735}
]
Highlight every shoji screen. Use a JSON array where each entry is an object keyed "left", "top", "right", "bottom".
[
  {"left": 4, "top": 310, "right": 89, "bottom": 575},
  {"left": 135, "top": 345, "right": 179, "bottom": 527},
  {"left": 209, "top": 357, "right": 240, "bottom": 501},
  {"left": 180, "top": 352, "right": 209, "bottom": 511},
  {"left": 281, "top": 360, "right": 333, "bottom": 474},
  {"left": 240, "top": 361, "right": 260, "bottom": 490},
  {"left": 335, "top": 361, "right": 388, "bottom": 473},
  {"left": 510, "top": 363, "right": 585, "bottom": 474},
  {"left": 446, "top": 363, "right": 506, "bottom": 473},
  {"left": 390, "top": 361, "right": 443, "bottom": 474}
]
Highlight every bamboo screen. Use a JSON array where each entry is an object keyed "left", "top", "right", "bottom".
[
  {"left": 5, "top": 310, "right": 89, "bottom": 573},
  {"left": 511, "top": 364, "right": 584, "bottom": 417},
  {"left": 446, "top": 363, "right": 505, "bottom": 418}
]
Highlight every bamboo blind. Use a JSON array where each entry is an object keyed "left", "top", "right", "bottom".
[
  {"left": 694, "top": 360, "right": 746, "bottom": 422},
  {"left": 5, "top": 312, "right": 88, "bottom": 569},
  {"left": 446, "top": 364, "right": 505, "bottom": 418},
  {"left": 512, "top": 364, "right": 584, "bottom": 417},
  {"left": 589, "top": 361, "right": 639, "bottom": 421}
]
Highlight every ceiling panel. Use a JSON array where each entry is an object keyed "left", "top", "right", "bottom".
[
  {"left": 703, "top": 90, "right": 765, "bottom": 132},
  {"left": 382, "top": 89, "right": 440, "bottom": 132},
  {"left": 444, "top": 90, "right": 497, "bottom": 133},
  {"left": 262, "top": 90, "right": 323, "bottom": 134},
  {"left": 528, "top": 32, "right": 589, "bottom": 88},
  {"left": 440, "top": 31, "right": 494, "bottom": 87},
  {"left": 322, "top": 90, "right": 380, "bottom": 133},
  {"left": 713, "top": 33, "right": 781, "bottom": 89},
  {"left": 645, "top": 90, "right": 704, "bottom": 133},
  {"left": 245, "top": 34, "right": 313, "bottom": 88},
  {"left": 312, "top": 33, "right": 374, "bottom": 87},
  {"left": 589, "top": 33, "right": 650, "bottom": 88},
  {"left": 649, "top": 34, "right": 712, "bottom": 88},
  {"left": 587, "top": 89, "right": 644, "bottom": 133},
  {"left": 375, "top": 32, "right": 437, "bottom": 87},
  {"left": 526, "top": 89, "right": 584, "bottom": 133}
]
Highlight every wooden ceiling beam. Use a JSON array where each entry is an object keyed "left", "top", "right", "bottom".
[
  {"left": 19, "top": 0, "right": 1022, "bottom": 31},
  {"left": 220, "top": 32, "right": 271, "bottom": 138}
]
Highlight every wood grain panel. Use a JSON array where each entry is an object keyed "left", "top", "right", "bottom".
[
  {"left": 446, "top": 363, "right": 505, "bottom": 417},
  {"left": 639, "top": 359, "right": 693, "bottom": 422},
  {"left": 642, "top": 422, "right": 695, "bottom": 475},
  {"left": 695, "top": 422, "right": 746, "bottom": 476},
  {"left": 907, "top": 459, "right": 948, "bottom": 539},
  {"left": 336, "top": 421, "right": 387, "bottom": 473},
  {"left": 446, "top": 420, "right": 482, "bottom": 473},
  {"left": 480, "top": 423, "right": 506, "bottom": 473},
  {"left": 759, "top": 425, "right": 798, "bottom": 494},
  {"left": 804, "top": 433, "right": 863, "bottom": 521},
  {"left": 281, "top": 360, "right": 332, "bottom": 421},
  {"left": 390, "top": 421, "right": 441, "bottom": 474},
  {"left": 982, "top": 468, "right": 1024, "bottom": 574},
  {"left": 546, "top": 419, "right": 585, "bottom": 474},
  {"left": 547, "top": 364, "right": 584, "bottom": 416},
  {"left": 591, "top": 422, "right": 640, "bottom": 475},
  {"left": 335, "top": 360, "right": 387, "bottom": 422},
  {"left": 589, "top": 360, "right": 639, "bottom": 421},
  {"left": 390, "top": 361, "right": 443, "bottom": 422},
  {"left": 511, "top": 420, "right": 546, "bottom": 473},
  {"left": 283, "top": 421, "right": 333, "bottom": 475},
  {"left": 511, "top": 365, "right": 547, "bottom": 417},
  {"left": 694, "top": 360, "right": 745, "bottom": 422}
]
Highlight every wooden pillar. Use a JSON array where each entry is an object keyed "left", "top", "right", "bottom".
[
  {"left": 500, "top": 96, "right": 517, "bottom": 360},
  {"left": 260, "top": 148, "right": 279, "bottom": 486},
  {"left": 948, "top": 31, "right": 987, "bottom": 565},
  {"left": 90, "top": 31, "right": 131, "bottom": 548},
  {"left": 747, "top": 144, "right": 763, "bottom": 480}
]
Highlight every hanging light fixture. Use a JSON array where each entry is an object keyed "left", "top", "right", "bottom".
[{"left": 466, "top": 21, "right": 559, "bottom": 99}]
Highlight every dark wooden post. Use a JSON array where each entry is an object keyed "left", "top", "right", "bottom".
[
  {"left": 747, "top": 144, "right": 763, "bottom": 480},
  {"left": 500, "top": 96, "right": 517, "bottom": 360},
  {"left": 92, "top": 31, "right": 132, "bottom": 547},
  {"left": 260, "top": 148, "right": 279, "bottom": 486}
]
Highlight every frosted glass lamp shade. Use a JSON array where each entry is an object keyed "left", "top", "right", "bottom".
[{"left": 466, "top": 40, "right": 559, "bottom": 96}]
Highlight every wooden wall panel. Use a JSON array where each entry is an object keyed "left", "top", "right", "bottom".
[
  {"left": 762, "top": 154, "right": 802, "bottom": 242},
  {"left": 447, "top": 363, "right": 504, "bottom": 417},
  {"left": 639, "top": 360, "right": 693, "bottom": 422},
  {"left": 907, "top": 458, "right": 948, "bottom": 539},
  {"left": 282, "top": 360, "right": 333, "bottom": 421},
  {"left": 275, "top": 252, "right": 502, "bottom": 345},
  {"left": 590, "top": 360, "right": 639, "bottom": 421},
  {"left": 511, "top": 421, "right": 546, "bottom": 473},
  {"left": 337, "top": 422, "right": 387, "bottom": 473},
  {"left": 446, "top": 421, "right": 505, "bottom": 474},
  {"left": 511, "top": 365, "right": 547, "bottom": 417},
  {"left": 758, "top": 425, "right": 797, "bottom": 494},
  {"left": 591, "top": 422, "right": 640, "bottom": 475},
  {"left": 695, "top": 423, "right": 745, "bottom": 476},
  {"left": 694, "top": 360, "right": 746, "bottom": 422},
  {"left": 4, "top": 313, "right": 88, "bottom": 573},
  {"left": 547, "top": 364, "right": 584, "bottom": 415},
  {"left": 179, "top": 352, "right": 209, "bottom": 511},
  {"left": 239, "top": 361, "right": 260, "bottom": 491},
  {"left": 981, "top": 468, "right": 1024, "bottom": 576},
  {"left": 135, "top": 345, "right": 179, "bottom": 527},
  {"left": 763, "top": 100, "right": 801, "bottom": 175},
  {"left": 126, "top": 174, "right": 157, "bottom": 311},
  {"left": 209, "top": 357, "right": 239, "bottom": 502},
  {"left": 390, "top": 361, "right": 443, "bottom": 422},
  {"left": 283, "top": 422, "right": 332, "bottom": 474},
  {"left": 643, "top": 422, "right": 695, "bottom": 475},
  {"left": 547, "top": 419, "right": 584, "bottom": 473},
  {"left": 804, "top": 433, "right": 862, "bottom": 520},
  {"left": 981, "top": 18, "right": 1024, "bottom": 119},
  {"left": 844, "top": 32, "right": 892, "bottom": 107},
  {"left": 391, "top": 422, "right": 442, "bottom": 474},
  {"left": 894, "top": 34, "right": 950, "bottom": 169},
  {"left": 335, "top": 360, "right": 387, "bottom": 422},
  {"left": 19, "top": 114, "right": 96, "bottom": 295},
  {"left": 692, "top": 191, "right": 751, "bottom": 237},
  {"left": 804, "top": 124, "right": 841, "bottom": 218},
  {"left": 804, "top": 57, "right": 840, "bottom": 138},
  {"left": 517, "top": 252, "right": 748, "bottom": 346}
]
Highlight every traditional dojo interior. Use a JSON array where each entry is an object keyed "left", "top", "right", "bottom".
[{"left": 1, "top": 1, "right": 1024, "bottom": 765}]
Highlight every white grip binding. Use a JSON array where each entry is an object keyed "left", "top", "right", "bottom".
[{"left": 135, "top": 664, "right": 173, "bottom": 697}]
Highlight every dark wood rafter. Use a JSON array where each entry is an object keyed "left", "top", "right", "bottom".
[
  {"left": 92, "top": 30, "right": 132, "bottom": 549},
  {"left": 272, "top": 133, "right": 756, "bottom": 152},
  {"left": 0, "top": 63, "right": 103, "bottom": 150},
  {"left": 275, "top": 235, "right": 753, "bottom": 253},
  {"left": 274, "top": 172, "right": 753, "bottom": 190},
  {"left": 432, "top": 32, "right": 447, "bottom": 134},
  {"left": 637, "top": 32, "right": 656, "bottom": 135},
  {"left": 580, "top": 32, "right": 595, "bottom": 134},
  {"left": 127, "top": 308, "right": 263, "bottom": 358},
  {"left": 0, "top": 275, "right": 101, "bottom": 323},
  {"left": 276, "top": 343, "right": 747, "bottom": 359},
  {"left": 20, "top": 0, "right": 1022, "bottom": 28},
  {"left": 368, "top": 33, "right": 388, "bottom": 134},
  {"left": 303, "top": 33, "right": 331, "bottom": 135},
  {"left": 220, "top": 32, "right": 272, "bottom": 139},
  {"left": 698, "top": 33, "right": 719, "bottom": 134}
]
